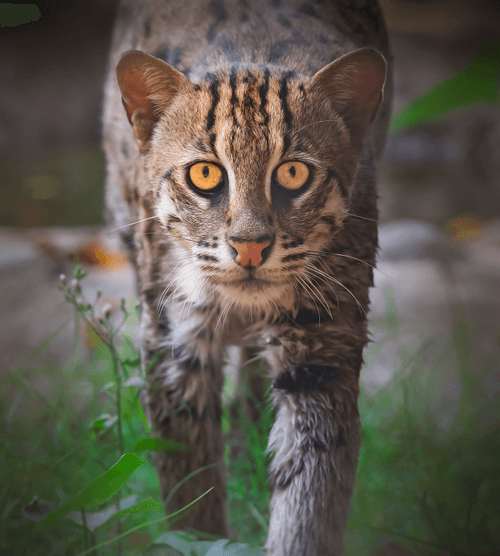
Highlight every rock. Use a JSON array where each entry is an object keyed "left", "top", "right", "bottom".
[{"left": 377, "top": 219, "right": 464, "bottom": 262}]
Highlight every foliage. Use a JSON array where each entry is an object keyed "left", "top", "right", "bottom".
[
  {"left": 1, "top": 267, "right": 217, "bottom": 555},
  {"left": 3, "top": 265, "right": 499, "bottom": 555},
  {"left": 390, "top": 42, "right": 500, "bottom": 132}
]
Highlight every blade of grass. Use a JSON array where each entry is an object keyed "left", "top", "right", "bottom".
[
  {"left": 10, "top": 322, "right": 67, "bottom": 373},
  {"left": 164, "top": 463, "right": 216, "bottom": 512},
  {"left": 40, "top": 453, "right": 144, "bottom": 525},
  {"left": 74, "top": 487, "right": 213, "bottom": 556},
  {"left": 352, "top": 521, "right": 468, "bottom": 556}
]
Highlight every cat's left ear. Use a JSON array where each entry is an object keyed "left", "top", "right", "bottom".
[
  {"left": 309, "top": 48, "right": 387, "bottom": 155},
  {"left": 116, "top": 50, "right": 190, "bottom": 150}
]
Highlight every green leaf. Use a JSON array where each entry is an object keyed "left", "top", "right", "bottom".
[
  {"left": 75, "top": 487, "right": 213, "bottom": 556},
  {"left": 390, "top": 42, "right": 500, "bottom": 132},
  {"left": 122, "top": 356, "right": 141, "bottom": 368},
  {"left": 73, "top": 264, "right": 87, "bottom": 280},
  {"left": 134, "top": 396, "right": 151, "bottom": 433},
  {"left": 90, "top": 413, "right": 117, "bottom": 432},
  {"left": 0, "top": 4, "right": 41, "bottom": 28},
  {"left": 133, "top": 438, "right": 188, "bottom": 454},
  {"left": 65, "top": 495, "right": 162, "bottom": 531},
  {"left": 41, "top": 453, "right": 144, "bottom": 525},
  {"left": 152, "top": 532, "right": 199, "bottom": 556},
  {"left": 123, "top": 375, "right": 144, "bottom": 388},
  {"left": 119, "top": 383, "right": 139, "bottom": 421},
  {"left": 64, "top": 494, "right": 137, "bottom": 531},
  {"left": 98, "top": 496, "right": 163, "bottom": 528},
  {"left": 101, "top": 381, "right": 115, "bottom": 392}
]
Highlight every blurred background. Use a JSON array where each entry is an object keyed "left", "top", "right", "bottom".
[
  {"left": 2, "top": 0, "right": 499, "bottom": 385},
  {"left": 1, "top": 0, "right": 499, "bottom": 228},
  {"left": 1, "top": 1, "right": 499, "bottom": 555}
]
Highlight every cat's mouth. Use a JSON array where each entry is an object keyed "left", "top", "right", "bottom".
[
  {"left": 220, "top": 268, "right": 278, "bottom": 295},
  {"left": 210, "top": 266, "right": 295, "bottom": 311},
  {"left": 235, "top": 262, "right": 286, "bottom": 287},
  {"left": 228, "top": 275, "right": 270, "bottom": 289}
]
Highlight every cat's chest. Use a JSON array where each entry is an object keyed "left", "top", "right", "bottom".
[{"left": 165, "top": 298, "right": 263, "bottom": 352}]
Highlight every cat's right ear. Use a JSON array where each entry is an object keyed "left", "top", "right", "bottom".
[{"left": 116, "top": 50, "right": 190, "bottom": 150}]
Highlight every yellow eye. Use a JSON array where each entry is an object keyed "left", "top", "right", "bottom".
[
  {"left": 276, "top": 161, "right": 310, "bottom": 190},
  {"left": 189, "top": 162, "right": 223, "bottom": 191}
]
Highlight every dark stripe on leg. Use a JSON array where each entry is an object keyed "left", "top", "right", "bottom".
[{"left": 273, "top": 364, "right": 338, "bottom": 393}]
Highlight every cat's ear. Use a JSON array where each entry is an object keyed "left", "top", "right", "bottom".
[
  {"left": 310, "top": 48, "right": 386, "bottom": 155},
  {"left": 116, "top": 50, "right": 190, "bottom": 149}
]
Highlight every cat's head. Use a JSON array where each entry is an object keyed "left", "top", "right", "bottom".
[{"left": 116, "top": 49, "right": 386, "bottom": 313}]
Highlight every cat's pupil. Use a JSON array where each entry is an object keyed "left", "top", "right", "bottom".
[
  {"left": 289, "top": 165, "right": 296, "bottom": 178},
  {"left": 203, "top": 165, "right": 209, "bottom": 178}
]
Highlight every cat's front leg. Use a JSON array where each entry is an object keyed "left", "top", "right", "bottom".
[
  {"left": 263, "top": 324, "right": 363, "bottom": 556},
  {"left": 142, "top": 307, "right": 228, "bottom": 536}
]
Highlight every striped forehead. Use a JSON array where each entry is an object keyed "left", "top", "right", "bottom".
[{"left": 199, "top": 67, "right": 297, "bottom": 158}]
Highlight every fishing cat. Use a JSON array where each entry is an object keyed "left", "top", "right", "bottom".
[{"left": 103, "top": 0, "right": 392, "bottom": 554}]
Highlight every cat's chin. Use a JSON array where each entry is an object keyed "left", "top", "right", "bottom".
[{"left": 215, "top": 281, "right": 296, "bottom": 313}]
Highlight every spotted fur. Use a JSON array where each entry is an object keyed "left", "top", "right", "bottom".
[{"left": 103, "top": 0, "right": 392, "bottom": 554}]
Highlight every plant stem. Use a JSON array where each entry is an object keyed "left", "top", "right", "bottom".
[
  {"left": 110, "top": 347, "right": 125, "bottom": 455},
  {"left": 110, "top": 345, "right": 124, "bottom": 556},
  {"left": 81, "top": 508, "right": 89, "bottom": 550},
  {"left": 90, "top": 532, "right": 98, "bottom": 556},
  {"left": 66, "top": 283, "right": 127, "bottom": 556}
]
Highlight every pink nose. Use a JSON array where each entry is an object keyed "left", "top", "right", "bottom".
[{"left": 228, "top": 239, "right": 271, "bottom": 267}]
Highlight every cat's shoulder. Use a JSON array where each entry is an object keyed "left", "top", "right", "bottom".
[{"left": 111, "top": 0, "right": 390, "bottom": 67}]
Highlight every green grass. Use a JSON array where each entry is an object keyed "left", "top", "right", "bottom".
[
  {"left": 2, "top": 329, "right": 165, "bottom": 555},
  {"left": 225, "top": 378, "right": 274, "bottom": 546},
  {"left": 2, "top": 269, "right": 499, "bottom": 556},
  {"left": 347, "top": 339, "right": 500, "bottom": 556}
]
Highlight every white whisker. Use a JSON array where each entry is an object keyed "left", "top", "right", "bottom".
[
  {"left": 291, "top": 119, "right": 340, "bottom": 137},
  {"left": 309, "top": 249, "right": 392, "bottom": 278},
  {"left": 304, "top": 262, "right": 340, "bottom": 309},
  {"left": 308, "top": 250, "right": 376, "bottom": 271},
  {"left": 270, "top": 295, "right": 287, "bottom": 320},
  {"left": 242, "top": 354, "right": 262, "bottom": 367},
  {"left": 346, "top": 212, "right": 379, "bottom": 223},
  {"left": 111, "top": 216, "right": 157, "bottom": 232},
  {"left": 304, "top": 259, "right": 366, "bottom": 316},
  {"left": 316, "top": 270, "right": 365, "bottom": 317},
  {"left": 302, "top": 271, "right": 333, "bottom": 319},
  {"left": 215, "top": 297, "right": 234, "bottom": 335},
  {"left": 157, "top": 255, "right": 198, "bottom": 316},
  {"left": 296, "top": 275, "right": 321, "bottom": 324}
]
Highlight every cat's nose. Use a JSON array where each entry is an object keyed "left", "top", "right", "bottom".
[{"left": 227, "top": 236, "right": 272, "bottom": 267}]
